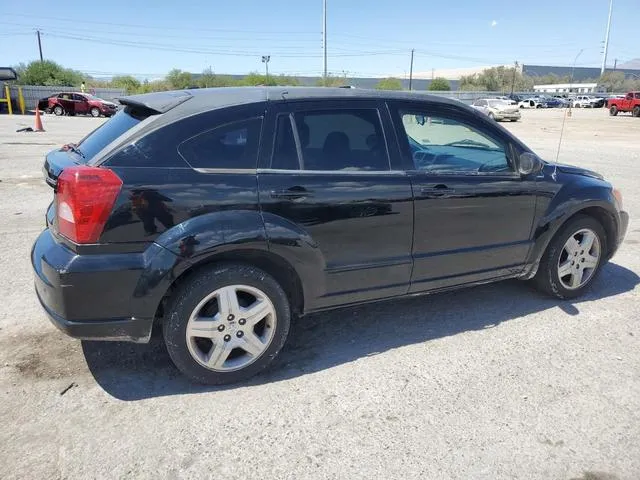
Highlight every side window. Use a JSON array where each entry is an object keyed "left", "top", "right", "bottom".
[
  {"left": 635, "top": 93, "right": 640, "bottom": 99},
  {"left": 291, "top": 109, "right": 389, "bottom": 171},
  {"left": 626, "top": 93, "right": 633, "bottom": 100},
  {"left": 397, "top": 110, "right": 511, "bottom": 174},
  {"left": 271, "top": 115, "right": 300, "bottom": 170},
  {"left": 60, "top": 93, "right": 71, "bottom": 100},
  {"left": 73, "top": 94, "right": 86, "bottom": 101},
  {"left": 178, "top": 117, "right": 262, "bottom": 170}
]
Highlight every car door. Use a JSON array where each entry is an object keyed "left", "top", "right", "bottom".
[
  {"left": 57, "top": 93, "right": 73, "bottom": 113},
  {"left": 257, "top": 99, "right": 414, "bottom": 310},
  {"left": 388, "top": 101, "right": 537, "bottom": 293},
  {"left": 73, "top": 94, "right": 89, "bottom": 114}
]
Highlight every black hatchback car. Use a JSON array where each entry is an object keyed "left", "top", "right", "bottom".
[{"left": 32, "top": 87, "right": 628, "bottom": 384}]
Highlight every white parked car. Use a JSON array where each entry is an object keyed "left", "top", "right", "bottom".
[
  {"left": 518, "top": 97, "right": 548, "bottom": 109},
  {"left": 571, "top": 96, "right": 597, "bottom": 108},
  {"left": 471, "top": 98, "right": 521, "bottom": 121}
]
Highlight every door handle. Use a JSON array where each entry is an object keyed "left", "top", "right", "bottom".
[
  {"left": 420, "top": 184, "right": 455, "bottom": 197},
  {"left": 270, "top": 187, "right": 313, "bottom": 200}
]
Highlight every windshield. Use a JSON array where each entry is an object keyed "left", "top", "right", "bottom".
[
  {"left": 76, "top": 109, "right": 144, "bottom": 161},
  {"left": 487, "top": 100, "right": 507, "bottom": 107},
  {"left": 84, "top": 94, "right": 104, "bottom": 101}
]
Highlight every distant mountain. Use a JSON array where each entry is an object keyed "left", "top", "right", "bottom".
[{"left": 618, "top": 58, "right": 640, "bottom": 69}]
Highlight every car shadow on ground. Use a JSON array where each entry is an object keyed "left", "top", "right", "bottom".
[{"left": 81, "top": 262, "right": 639, "bottom": 401}]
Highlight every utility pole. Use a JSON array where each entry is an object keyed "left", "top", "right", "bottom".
[
  {"left": 261, "top": 55, "right": 270, "bottom": 82},
  {"left": 36, "top": 30, "right": 43, "bottom": 61},
  {"left": 613, "top": 58, "right": 617, "bottom": 71},
  {"left": 601, "top": 0, "right": 613, "bottom": 74},
  {"left": 322, "top": 0, "right": 327, "bottom": 84},
  {"left": 408, "top": 49, "right": 414, "bottom": 90},
  {"left": 510, "top": 61, "right": 518, "bottom": 95}
]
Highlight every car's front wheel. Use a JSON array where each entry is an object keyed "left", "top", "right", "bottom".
[
  {"left": 532, "top": 215, "right": 606, "bottom": 299},
  {"left": 609, "top": 105, "right": 618, "bottom": 116},
  {"left": 90, "top": 107, "right": 101, "bottom": 117},
  {"left": 163, "top": 263, "right": 291, "bottom": 384}
]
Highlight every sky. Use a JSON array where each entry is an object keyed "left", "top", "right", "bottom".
[{"left": 1, "top": 0, "right": 637, "bottom": 80}]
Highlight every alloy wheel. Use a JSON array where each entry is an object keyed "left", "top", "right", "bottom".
[
  {"left": 185, "top": 285, "right": 277, "bottom": 372},
  {"left": 557, "top": 228, "right": 601, "bottom": 290}
]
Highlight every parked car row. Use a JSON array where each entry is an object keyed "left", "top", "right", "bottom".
[{"left": 37, "top": 92, "right": 119, "bottom": 117}]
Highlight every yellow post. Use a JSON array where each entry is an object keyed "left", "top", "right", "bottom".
[
  {"left": 4, "top": 85, "right": 12, "bottom": 115},
  {"left": 18, "top": 87, "right": 25, "bottom": 115}
]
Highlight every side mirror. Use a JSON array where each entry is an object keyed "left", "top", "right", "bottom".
[{"left": 517, "top": 152, "right": 543, "bottom": 176}]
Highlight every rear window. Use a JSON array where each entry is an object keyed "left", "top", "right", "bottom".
[{"left": 77, "top": 109, "right": 144, "bottom": 161}]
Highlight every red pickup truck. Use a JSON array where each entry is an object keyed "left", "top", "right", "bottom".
[{"left": 608, "top": 92, "right": 640, "bottom": 117}]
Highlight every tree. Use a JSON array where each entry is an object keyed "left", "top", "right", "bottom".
[
  {"left": 16, "top": 60, "right": 83, "bottom": 86},
  {"left": 599, "top": 71, "right": 625, "bottom": 92},
  {"left": 166, "top": 69, "right": 194, "bottom": 89},
  {"left": 375, "top": 77, "right": 403, "bottom": 90},
  {"left": 111, "top": 75, "right": 141, "bottom": 93},
  {"left": 316, "top": 73, "right": 349, "bottom": 87},
  {"left": 241, "top": 72, "right": 277, "bottom": 86},
  {"left": 428, "top": 77, "right": 450, "bottom": 91},
  {"left": 459, "top": 67, "right": 533, "bottom": 92}
]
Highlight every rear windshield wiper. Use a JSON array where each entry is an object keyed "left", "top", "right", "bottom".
[{"left": 63, "top": 143, "right": 85, "bottom": 159}]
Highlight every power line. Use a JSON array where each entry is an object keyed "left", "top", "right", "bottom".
[
  {"left": 2, "top": 13, "right": 319, "bottom": 35},
  {"left": 42, "top": 31, "right": 407, "bottom": 58}
]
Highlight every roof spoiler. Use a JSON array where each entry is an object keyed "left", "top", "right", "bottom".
[{"left": 117, "top": 90, "right": 193, "bottom": 114}]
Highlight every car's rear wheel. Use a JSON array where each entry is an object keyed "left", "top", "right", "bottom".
[
  {"left": 90, "top": 107, "right": 101, "bottom": 117},
  {"left": 532, "top": 215, "right": 606, "bottom": 299},
  {"left": 53, "top": 105, "right": 64, "bottom": 116},
  {"left": 487, "top": 112, "right": 495, "bottom": 121},
  {"left": 609, "top": 105, "right": 618, "bottom": 116},
  {"left": 163, "top": 263, "right": 291, "bottom": 384},
  {"left": 633, "top": 106, "right": 640, "bottom": 118}
]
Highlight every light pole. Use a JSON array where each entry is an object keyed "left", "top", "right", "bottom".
[
  {"left": 261, "top": 55, "right": 270, "bottom": 83},
  {"left": 601, "top": 0, "right": 613, "bottom": 75},
  {"left": 322, "top": 0, "right": 327, "bottom": 84},
  {"left": 567, "top": 49, "right": 584, "bottom": 115}
]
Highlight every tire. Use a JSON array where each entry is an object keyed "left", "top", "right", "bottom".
[
  {"left": 532, "top": 215, "right": 607, "bottom": 299},
  {"left": 163, "top": 263, "right": 291, "bottom": 385},
  {"left": 633, "top": 106, "right": 640, "bottom": 118},
  {"left": 510, "top": 118, "right": 519, "bottom": 122},
  {"left": 53, "top": 105, "right": 64, "bottom": 116},
  {"left": 487, "top": 112, "right": 495, "bottom": 121},
  {"left": 90, "top": 107, "right": 101, "bottom": 117},
  {"left": 609, "top": 106, "right": 618, "bottom": 116}
]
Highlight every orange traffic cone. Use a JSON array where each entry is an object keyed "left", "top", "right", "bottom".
[{"left": 34, "top": 102, "right": 45, "bottom": 132}]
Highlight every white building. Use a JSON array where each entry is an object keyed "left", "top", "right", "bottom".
[{"left": 533, "top": 82, "right": 598, "bottom": 94}]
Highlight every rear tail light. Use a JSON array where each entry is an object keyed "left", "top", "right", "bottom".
[{"left": 55, "top": 166, "right": 122, "bottom": 244}]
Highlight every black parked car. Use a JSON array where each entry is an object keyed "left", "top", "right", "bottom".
[{"left": 32, "top": 87, "right": 628, "bottom": 384}]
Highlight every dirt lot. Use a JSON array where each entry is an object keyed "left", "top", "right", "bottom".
[{"left": 0, "top": 108, "right": 638, "bottom": 480}]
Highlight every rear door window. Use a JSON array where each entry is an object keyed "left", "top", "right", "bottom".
[
  {"left": 178, "top": 117, "right": 262, "bottom": 170},
  {"left": 271, "top": 109, "right": 389, "bottom": 171}
]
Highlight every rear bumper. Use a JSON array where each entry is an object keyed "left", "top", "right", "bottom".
[
  {"left": 495, "top": 112, "right": 521, "bottom": 120},
  {"left": 31, "top": 229, "right": 179, "bottom": 343}
]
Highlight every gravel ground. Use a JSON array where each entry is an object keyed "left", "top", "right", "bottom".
[{"left": 0, "top": 108, "right": 638, "bottom": 480}]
